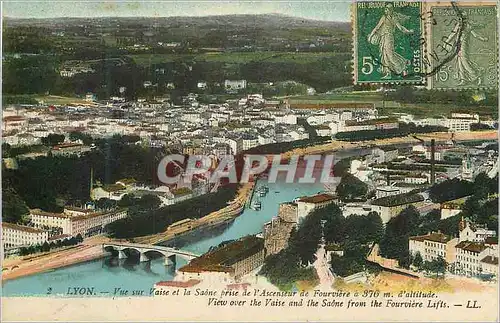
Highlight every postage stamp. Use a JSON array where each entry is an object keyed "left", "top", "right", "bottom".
[
  {"left": 425, "top": 3, "right": 498, "bottom": 89},
  {"left": 353, "top": 1, "right": 424, "bottom": 84}
]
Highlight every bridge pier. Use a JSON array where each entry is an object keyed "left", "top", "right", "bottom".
[
  {"left": 165, "top": 255, "right": 176, "bottom": 267},
  {"left": 139, "top": 252, "right": 150, "bottom": 262},
  {"left": 117, "top": 250, "right": 127, "bottom": 259}
]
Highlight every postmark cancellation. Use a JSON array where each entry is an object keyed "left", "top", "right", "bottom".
[{"left": 425, "top": 3, "right": 498, "bottom": 90}]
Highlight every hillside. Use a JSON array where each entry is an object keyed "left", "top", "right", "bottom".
[{"left": 4, "top": 14, "right": 350, "bottom": 30}]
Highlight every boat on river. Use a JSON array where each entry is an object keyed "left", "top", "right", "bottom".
[
  {"left": 257, "top": 185, "right": 269, "bottom": 197},
  {"left": 250, "top": 201, "right": 262, "bottom": 211}
]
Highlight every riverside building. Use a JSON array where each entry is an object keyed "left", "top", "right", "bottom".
[
  {"left": 2, "top": 222, "right": 49, "bottom": 249},
  {"left": 30, "top": 207, "right": 127, "bottom": 237},
  {"left": 178, "top": 235, "right": 264, "bottom": 283},
  {"left": 408, "top": 232, "right": 458, "bottom": 263}
]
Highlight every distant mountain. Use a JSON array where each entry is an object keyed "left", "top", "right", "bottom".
[{"left": 4, "top": 14, "right": 350, "bottom": 31}]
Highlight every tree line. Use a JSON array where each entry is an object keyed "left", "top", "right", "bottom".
[
  {"left": 3, "top": 51, "right": 351, "bottom": 100},
  {"left": 335, "top": 123, "right": 448, "bottom": 142},
  {"left": 385, "top": 87, "right": 498, "bottom": 108},
  {"left": 2, "top": 135, "right": 166, "bottom": 219},
  {"left": 105, "top": 184, "right": 238, "bottom": 239},
  {"left": 410, "top": 252, "right": 447, "bottom": 278},
  {"left": 18, "top": 234, "right": 83, "bottom": 256},
  {"left": 429, "top": 173, "right": 497, "bottom": 203}
]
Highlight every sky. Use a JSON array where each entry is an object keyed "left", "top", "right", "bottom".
[{"left": 1, "top": 1, "right": 351, "bottom": 21}]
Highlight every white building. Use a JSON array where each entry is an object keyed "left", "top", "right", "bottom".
[
  {"left": 258, "top": 135, "right": 274, "bottom": 145},
  {"left": 409, "top": 232, "right": 458, "bottom": 264},
  {"left": 250, "top": 118, "right": 275, "bottom": 128},
  {"left": 454, "top": 241, "right": 492, "bottom": 276},
  {"left": 296, "top": 193, "right": 336, "bottom": 220},
  {"left": 181, "top": 112, "right": 201, "bottom": 123},
  {"left": 315, "top": 125, "right": 331, "bottom": 137},
  {"left": 274, "top": 114, "right": 297, "bottom": 125},
  {"left": 341, "top": 203, "right": 376, "bottom": 217},
  {"left": 371, "top": 147, "right": 399, "bottom": 163},
  {"left": 287, "top": 129, "right": 309, "bottom": 141},
  {"left": 2, "top": 222, "right": 49, "bottom": 248},
  {"left": 459, "top": 220, "right": 496, "bottom": 243},
  {"left": 329, "top": 122, "right": 340, "bottom": 135},
  {"left": 441, "top": 207, "right": 462, "bottom": 220},
  {"left": 404, "top": 175, "right": 428, "bottom": 185},
  {"left": 446, "top": 113, "right": 479, "bottom": 132},
  {"left": 350, "top": 159, "right": 372, "bottom": 183},
  {"left": 241, "top": 135, "right": 259, "bottom": 151},
  {"left": 339, "top": 111, "right": 354, "bottom": 121},
  {"left": 165, "top": 188, "right": 193, "bottom": 206},
  {"left": 30, "top": 208, "right": 128, "bottom": 237},
  {"left": 480, "top": 255, "right": 499, "bottom": 277},
  {"left": 306, "top": 113, "right": 335, "bottom": 126},
  {"left": 85, "top": 93, "right": 96, "bottom": 102},
  {"left": 370, "top": 193, "right": 425, "bottom": 224},
  {"left": 30, "top": 209, "right": 73, "bottom": 234},
  {"left": 224, "top": 137, "right": 243, "bottom": 155},
  {"left": 412, "top": 113, "right": 480, "bottom": 133},
  {"left": 224, "top": 80, "right": 247, "bottom": 91},
  {"left": 375, "top": 186, "right": 401, "bottom": 199},
  {"left": 212, "top": 143, "right": 230, "bottom": 157},
  {"left": 412, "top": 144, "right": 426, "bottom": 154}
]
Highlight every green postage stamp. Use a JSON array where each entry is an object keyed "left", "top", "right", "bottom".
[
  {"left": 353, "top": 1, "right": 423, "bottom": 84},
  {"left": 426, "top": 4, "right": 498, "bottom": 89},
  {"left": 353, "top": 1, "right": 499, "bottom": 89}
]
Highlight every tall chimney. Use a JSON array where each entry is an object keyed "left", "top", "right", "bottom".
[
  {"left": 89, "top": 166, "right": 94, "bottom": 200},
  {"left": 430, "top": 139, "right": 436, "bottom": 185}
]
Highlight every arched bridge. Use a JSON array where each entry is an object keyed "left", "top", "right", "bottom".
[{"left": 103, "top": 242, "right": 199, "bottom": 266}]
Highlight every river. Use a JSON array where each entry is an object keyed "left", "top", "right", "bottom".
[{"left": 2, "top": 148, "right": 374, "bottom": 297}]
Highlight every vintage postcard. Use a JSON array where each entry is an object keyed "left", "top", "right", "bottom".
[{"left": 1, "top": 1, "right": 499, "bottom": 322}]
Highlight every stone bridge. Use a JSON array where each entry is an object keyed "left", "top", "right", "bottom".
[{"left": 103, "top": 242, "right": 199, "bottom": 266}]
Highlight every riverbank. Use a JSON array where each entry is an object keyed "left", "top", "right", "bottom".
[
  {"left": 133, "top": 181, "right": 255, "bottom": 245},
  {"left": 3, "top": 130, "right": 494, "bottom": 282},
  {"left": 1, "top": 236, "right": 111, "bottom": 282},
  {"left": 110, "top": 131, "right": 499, "bottom": 245}
]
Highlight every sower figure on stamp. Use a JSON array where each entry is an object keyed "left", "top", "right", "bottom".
[
  {"left": 444, "top": 12, "right": 489, "bottom": 86},
  {"left": 368, "top": 3, "right": 414, "bottom": 79}
]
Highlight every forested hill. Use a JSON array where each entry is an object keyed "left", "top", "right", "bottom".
[
  {"left": 4, "top": 14, "right": 350, "bottom": 31},
  {"left": 3, "top": 14, "right": 352, "bottom": 98}
]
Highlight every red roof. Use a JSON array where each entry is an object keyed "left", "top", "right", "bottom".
[
  {"left": 485, "top": 237, "right": 498, "bottom": 245},
  {"left": 155, "top": 279, "right": 201, "bottom": 288},
  {"left": 409, "top": 232, "right": 451, "bottom": 243},
  {"left": 298, "top": 193, "right": 335, "bottom": 204},
  {"left": 481, "top": 256, "right": 498, "bottom": 265},
  {"left": 3, "top": 116, "right": 25, "bottom": 122},
  {"left": 455, "top": 241, "right": 488, "bottom": 253},
  {"left": 2, "top": 222, "right": 47, "bottom": 233}
]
